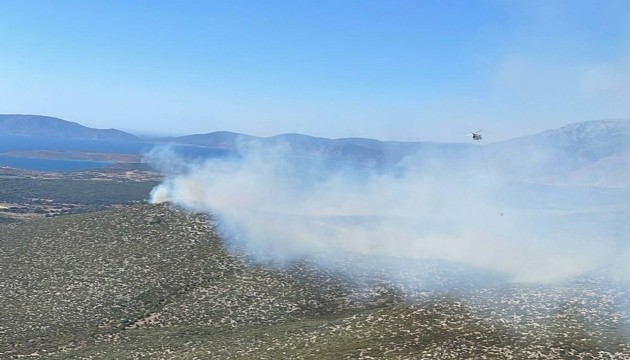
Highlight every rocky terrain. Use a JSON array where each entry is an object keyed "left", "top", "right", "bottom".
[{"left": 1, "top": 204, "right": 628, "bottom": 359}]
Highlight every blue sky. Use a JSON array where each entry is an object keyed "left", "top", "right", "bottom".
[{"left": 1, "top": 0, "right": 629, "bottom": 141}]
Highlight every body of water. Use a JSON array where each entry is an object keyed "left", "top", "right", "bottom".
[
  {"left": 0, "top": 156, "right": 112, "bottom": 172},
  {"left": 0, "top": 135, "right": 236, "bottom": 172}
]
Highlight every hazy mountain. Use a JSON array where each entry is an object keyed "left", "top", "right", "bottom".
[
  {"left": 0, "top": 114, "right": 139, "bottom": 141},
  {"left": 2, "top": 114, "right": 628, "bottom": 186},
  {"left": 166, "top": 120, "right": 629, "bottom": 187},
  {"left": 486, "top": 119, "right": 630, "bottom": 187},
  {"left": 164, "top": 131, "right": 257, "bottom": 149},
  {"left": 167, "top": 131, "right": 472, "bottom": 168},
  {"left": 567, "top": 150, "right": 630, "bottom": 188}
]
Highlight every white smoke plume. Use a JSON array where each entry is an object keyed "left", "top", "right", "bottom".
[{"left": 147, "top": 140, "right": 616, "bottom": 284}]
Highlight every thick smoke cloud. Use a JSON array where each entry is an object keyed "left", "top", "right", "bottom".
[{"left": 147, "top": 140, "right": 617, "bottom": 285}]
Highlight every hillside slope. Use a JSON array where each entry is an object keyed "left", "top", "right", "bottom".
[
  {"left": 0, "top": 114, "right": 139, "bottom": 141},
  {"left": 486, "top": 119, "right": 630, "bottom": 186},
  {"left": 1, "top": 204, "right": 628, "bottom": 359}
]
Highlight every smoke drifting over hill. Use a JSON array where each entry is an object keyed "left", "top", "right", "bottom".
[{"left": 148, "top": 139, "right": 621, "bottom": 285}]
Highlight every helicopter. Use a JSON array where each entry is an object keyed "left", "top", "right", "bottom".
[
  {"left": 465, "top": 129, "right": 504, "bottom": 216},
  {"left": 466, "top": 130, "right": 483, "bottom": 142}
]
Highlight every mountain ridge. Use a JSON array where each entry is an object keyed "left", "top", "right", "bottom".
[
  {"left": 2, "top": 113, "right": 627, "bottom": 150},
  {"left": 1, "top": 114, "right": 628, "bottom": 187},
  {"left": 0, "top": 114, "right": 139, "bottom": 141},
  {"left": 486, "top": 119, "right": 630, "bottom": 187}
]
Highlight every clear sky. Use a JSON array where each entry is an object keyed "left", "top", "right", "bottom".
[{"left": 1, "top": 0, "right": 629, "bottom": 141}]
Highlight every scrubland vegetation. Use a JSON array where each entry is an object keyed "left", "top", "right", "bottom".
[
  {"left": 1, "top": 204, "right": 628, "bottom": 359},
  {"left": 0, "top": 178, "right": 157, "bottom": 218}
]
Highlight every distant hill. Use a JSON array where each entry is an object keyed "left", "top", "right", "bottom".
[
  {"left": 165, "top": 120, "right": 630, "bottom": 187},
  {"left": 486, "top": 119, "right": 630, "bottom": 187},
  {"left": 166, "top": 131, "right": 472, "bottom": 167},
  {"left": 2, "top": 114, "right": 628, "bottom": 187},
  {"left": 0, "top": 114, "right": 139, "bottom": 141},
  {"left": 165, "top": 131, "right": 256, "bottom": 149}
]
